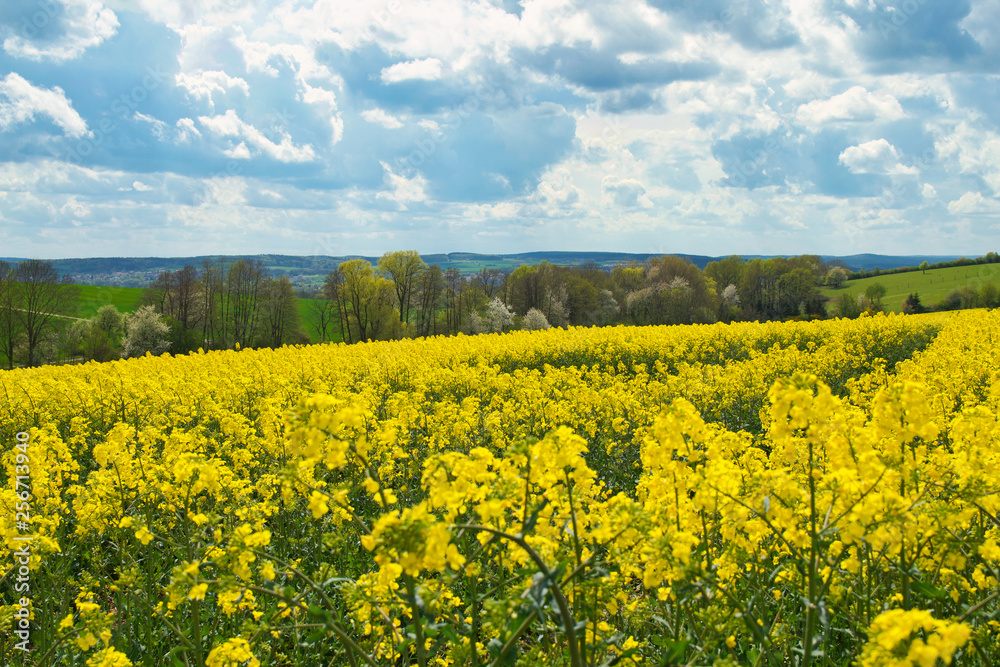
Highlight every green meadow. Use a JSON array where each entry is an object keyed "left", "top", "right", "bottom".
[
  {"left": 76, "top": 284, "right": 146, "bottom": 319},
  {"left": 820, "top": 263, "right": 1000, "bottom": 312}
]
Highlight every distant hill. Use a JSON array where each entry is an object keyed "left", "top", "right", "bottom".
[{"left": 1, "top": 252, "right": 968, "bottom": 288}]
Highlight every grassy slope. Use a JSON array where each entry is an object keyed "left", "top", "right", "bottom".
[
  {"left": 820, "top": 264, "right": 1000, "bottom": 312},
  {"left": 77, "top": 284, "right": 146, "bottom": 318}
]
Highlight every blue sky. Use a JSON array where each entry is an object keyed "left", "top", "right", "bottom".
[{"left": 0, "top": 0, "right": 999, "bottom": 259}]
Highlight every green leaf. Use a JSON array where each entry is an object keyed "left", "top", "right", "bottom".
[
  {"left": 661, "top": 639, "right": 689, "bottom": 665},
  {"left": 912, "top": 581, "right": 948, "bottom": 600}
]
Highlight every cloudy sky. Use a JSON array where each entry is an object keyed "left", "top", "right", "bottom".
[{"left": 0, "top": 0, "right": 998, "bottom": 259}]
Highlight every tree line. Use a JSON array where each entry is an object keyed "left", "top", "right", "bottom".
[
  {"left": 145, "top": 258, "right": 305, "bottom": 353},
  {"left": 8, "top": 251, "right": 996, "bottom": 368},
  {"left": 298, "top": 252, "right": 839, "bottom": 344}
]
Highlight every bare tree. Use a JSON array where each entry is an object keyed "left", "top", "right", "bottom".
[
  {"left": 415, "top": 264, "right": 444, "bottom": 337},
  {"left": 200, "top": 258, "right": 225, "bottom": 348},
  {"left": 0, "top": 261, "right": 20, "bottom": 368},
  {"left": 14, "top": 259, "right": 80, "bottom": 367},
  {"left": 323, "top": 268, "right": 349, "bottom": 343},
  {"left": 473, "top": 267, "right": 505, "bottom": 300},
  {"left": 444, "top": 267, "right": 462, "bottom": 332},
  {"left": 261, "top": 276, "right": 300, "bottom": 347},
  {"left": 308, "top": 293, "right": 339, "bottom": 342},
  {"left": 224, "top": 258, "right": 267, "bottom": 348},
  {"left": 151, "top": 264, "right": 200, "bottom": 331}
]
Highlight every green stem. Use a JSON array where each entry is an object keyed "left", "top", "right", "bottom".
[
  {"left": 406, "top": 574, "right": 428, "bottom": 667},
  {"left": 458, "top": 523, "right": 584, "bottom": 667},
  {"left": 802, "top": 438, "right": 819, "bottom": 667}
]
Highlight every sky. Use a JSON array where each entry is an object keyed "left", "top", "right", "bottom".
[{"left": 0, "top": 0, "right": 999, "bottom": 260}]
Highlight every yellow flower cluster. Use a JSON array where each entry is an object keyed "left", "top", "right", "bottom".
[{"left": 0, "top": 309, "right": 996, "bottom": 666}]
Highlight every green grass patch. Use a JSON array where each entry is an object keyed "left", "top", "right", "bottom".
[
  {"left": 75, "top": 284, "right": 146, "bottom": 318},
  {"left": 821, "top": 264, "right": 1000, "bottom": 312}
]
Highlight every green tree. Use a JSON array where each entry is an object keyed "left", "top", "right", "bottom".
[
  {"left": 864, "top": 282, "right": 887, "bottom": 310},
  {"left": 564, "top": 275, "right": 601, "bottom": 325},
  {"left": 339, "top": 259, "right": 401, "bottom": 342},
  {"left": 704, "top": 255, "right": 745, "bottom": 295},
  {"left": 377, "top": 250, "right": 426, "bottom": 324},
  {"left": 902, "top": 293, "right": 926, "bottom": 315},
  {"left": 76, "top": 304, "right": 126, "bottom": 361},
  {"left": 978, "top": 282, "right": 1000, "bottom": 308},
  {"left": 833, "top": 293, "right": 862, "bottom": 319}
]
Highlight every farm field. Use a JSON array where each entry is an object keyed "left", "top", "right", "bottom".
[
  {"left": 2, "top": 311, "right": 999, "bottom": 666},
  {"left": 820, "top": 263, "right": 1000, "bottom": 312}
]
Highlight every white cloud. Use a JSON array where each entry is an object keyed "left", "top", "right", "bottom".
[
  {"left": 175, "top": 70, "right": 250, "bottom": 109},
  {"left": 922, "top": 183, "right": 937, "bottom": 199},
  {"left": 796, "top": 86, "right": 905, "bottom": 127},
  {"left": 133, "top": 112, "right": 169, "bottom": 140},
  {"left": 602, "top": 176, "right": 652, "bottom": 208},
  {"left": 198, "top": 110, "right": 316, "bottom": 163},
  {"left": 381, "top": 58, "right": 444, "bottom": 83},
  {"left": 175, "top": 117, "right": 201, "bottom": 143},
  {"left": 839, "top": 139, "right": 916, "bottom": 175},
  {"left": 132, "top": 180, "right": 153, "bottom": 192},
  {"left": 3, "top": 0, "right": 119, "bottom": 62},
  {"left": 934, "top": 122, "right": 1000, "bottom": 193},
  {"left": 377, "top": 161, "right": 427, "bottom": 209},
  {"left": 947, "top": 191, "right": 1000, "bottom": 215},
  {"left": 361, "top": 108, "right": 404, "bottom": 129},
  {"left": 223, "top": 141, "right": 252, "bottom": 159},
  {"left": 0, "top": 73, "right": 89, "bottom": 138},
  {"left": 201, "top": 175, "right": 248, "bottom": 207},
  {"left": 298, "top": 83, "right": 343, "bottom": 145}
]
